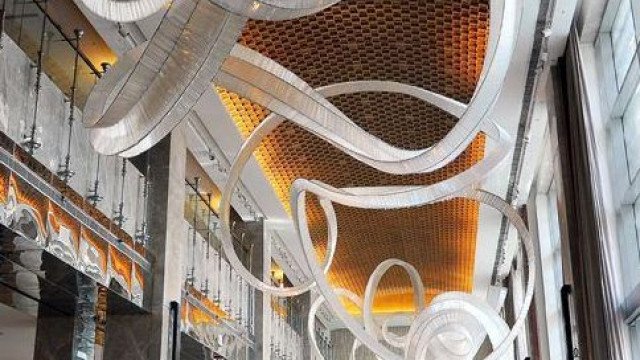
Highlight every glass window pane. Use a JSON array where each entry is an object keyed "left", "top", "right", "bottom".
[
  {"left": 612, "top": 0, "right": 636, "bottom": 87},
  {"left": 622, "top": 84, "right": 640, "bottom": 179},
  {"left": 633, "top": 202, "right": 640, "bottom": 261}
]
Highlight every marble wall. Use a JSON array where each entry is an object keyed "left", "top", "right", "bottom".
[{"left": 0, "top": 35, "right": 145, "bottom": 240}]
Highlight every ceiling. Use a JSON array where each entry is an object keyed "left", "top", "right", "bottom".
[
  {"left": 217, "top": 0, "right": 490, "bottom": 313},
  {"left": 73, "top": 0, "right": 576, "bottom": 319}
]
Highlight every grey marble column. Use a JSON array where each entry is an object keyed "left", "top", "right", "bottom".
[
  {"left": 245, "top": 218, "right": 266, "bottom": 360},
  {"left": 34, "top": 275, "right": 106, "bottom": 360},
  {"left": 146, "top": 126, "right": 188, "bottom": 360},
  {"left": 72, "top": 276, "right": 99, "bottom": 360}
]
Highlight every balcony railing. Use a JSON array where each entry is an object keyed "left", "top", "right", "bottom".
[
  {"left": 181, "top": 179, "right": 255, "bottom": 356},
  {"left": 0, "top": 0, "right": 150, "bottom": 250}
]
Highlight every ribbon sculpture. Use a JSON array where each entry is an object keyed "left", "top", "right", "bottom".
[{"left": 81, "top": 0, "right": 534, "bottom": 358}]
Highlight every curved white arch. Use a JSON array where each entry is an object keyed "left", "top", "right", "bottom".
[
  {"left": 79, "top": 0, "right": 337, "bottom": 24},
  {"left": 82, "top": 0, "right": 343, "bottom": 156},
  {"left": 77, "top": 0, "right": 167, "bottom": 22},
  {"left": 84, "top": 1, "right": 246, "bottom": 156},
  {"left": 294, "top": 189, "right": 534, "bottom": 360},
  {"left": 363, "top": 260, "right": 425, "bottom": 348},
  {"left": 217, "top": 119, "right": 515, "bottom": 359},
  {"left": 218, "top": 114, "right": 342, "bottom": 296},
  {"left": 404, "top": 293, "right": 511, "bottom": 359},
  {"left": 77, "top": 0, "right": 537, "bottom": 357},
  {"left": 309, "top": 288, "right": 363, "bottom": 360}
]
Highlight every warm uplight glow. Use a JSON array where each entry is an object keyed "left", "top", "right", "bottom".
[
  {"left": 81, "top": 228, "right": 109, "bottom": 273},
  {"left": 0, "top": 165, "right": 9, "bottom": 204},
  {"left": 134, "top": 264, "right": 145, "bottom": 289},
  {"left": 11, "top": 175, "right": 48, "bottom": 235},
  {"left": 48, "top": 203, "right": 81, "bottom": 250},
  {"left": 187, "top": 286, "right": 231, "bottom": 321},
  {"left": 109, "top": 246, "right": 133, "bottom": 290},
  {"left": 341, "top": 289, "right": 445, "bottom": 315}
]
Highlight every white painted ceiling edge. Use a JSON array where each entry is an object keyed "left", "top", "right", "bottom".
[
  {"left": 472, "top": 0, "right": 537, "bottom": 298},
  {"left": 474, "top": 0, "right": 578, "bottom": 298}
]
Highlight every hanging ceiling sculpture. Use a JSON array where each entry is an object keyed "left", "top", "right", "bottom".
[{"left": 81, "top": 0, "right": 534, "bottom": 359}]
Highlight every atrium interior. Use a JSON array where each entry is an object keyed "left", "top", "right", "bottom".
[{"left": 0, "top": 0, "right": 638, "bottom": 359}]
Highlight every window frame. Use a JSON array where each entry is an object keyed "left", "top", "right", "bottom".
[{"left": 592, "top": 0, "right": 640, "bottom": 353}]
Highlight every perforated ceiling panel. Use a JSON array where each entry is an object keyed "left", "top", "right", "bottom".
[
  {"left": 219, "top": 0, "right": 490, "bottom": 313},
  {"left": 240, "top": 0, "right": 489, "bottom": 101}
]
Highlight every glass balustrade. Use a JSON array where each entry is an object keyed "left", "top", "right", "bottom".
[
  {"left": 182, "top": 180, "right": 255, "bottom": 355},
  {"left": 0, "top": 0, "right": 150, "bottom": 251}
]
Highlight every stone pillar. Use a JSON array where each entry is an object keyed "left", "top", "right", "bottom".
[
  {"left": 146, "top": 127, "right": 187, "bottom": 360},
  {"left": 245, "top": 218, "right": 267, "bottom": 360},
  {"left": 71, "top": 276, "right": 100, "bottom": 360},
  {"left": 33, "top": 275, "right": 108, "bottom": 360}
]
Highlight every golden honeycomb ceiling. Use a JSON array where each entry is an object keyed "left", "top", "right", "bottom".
[{"left": 220, "top": 0, "right": 490, "bottom": 313}]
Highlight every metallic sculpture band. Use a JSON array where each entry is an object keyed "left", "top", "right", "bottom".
[
  {"left": 81, "top": 0, "right": 340, "bottom": 157},
  {"left": 83, "top": 1, "right": 246, "bottom": 157},
  {"left": 78, "top": 0, "right": 341, "bottom": 22},
  {"left": 80, "top": 0, "right": 533, "bottom": 358},
  {"left": 211, "top": 0, "right": 342, "bottom": 20},
  {"left": 77, "top": 0, "right": 166, "bottom": 22}
]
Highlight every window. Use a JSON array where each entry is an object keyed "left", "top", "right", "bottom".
[
  {"left": 611, "top": 0, "right": 637, "bottom": 87},
  {"left": 622, "top": 85, "right": 640, "bottom": 180},
  {"left": 592, "top": 0, "right": 640, "bottom": 355},
  {"left": 532, "top": 131, "right": 572, "bottom": 359}
]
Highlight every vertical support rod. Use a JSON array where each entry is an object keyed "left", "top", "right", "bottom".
[
  {"left": 216, "top": 224, "right": 222, "bottom": 303},
  {"left": 135, "top": 158, "right": 151, "bottom": 246},
  {"left": 0, "top": 0, "right": 6, "bottom": 50},
  {"left": 88, "top": 154, "right": 103, "bottom": 204},
  {"left": 24, "top": 0, "right": 48, "bottom": 155},
  {"left": 58, "top": 28, "right": 83, "bottom": 183},
  {"left": 16, "top": 0, "right": 25, "bottom": 44},
  {"left": 188, "top": 177, "right": 199, "bottom": 287},
  {"left": 561, "top": 284, "right": 576, "bottom": 360},
  {"left": 142, "top": 160, "right": 151, "bottom": 244},
  {"left": 136, "top": 173, "right": 150, "bottom": 245},
  {"left": 87, "top": 65, "right": 108, "bottom": 205},
  {"left": 114, "top": 158, "right": 127, "bottom": 229},
  {"left": 201, "top": 192, "right": 211, "bottom": 296}
]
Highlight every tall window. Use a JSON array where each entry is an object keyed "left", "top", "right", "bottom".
[
  {"left": 611, "top": 0, "right": 637, "bottom": 87},
  {"left": 594, "top": 0, "right": 640, "bottom": 354}
]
